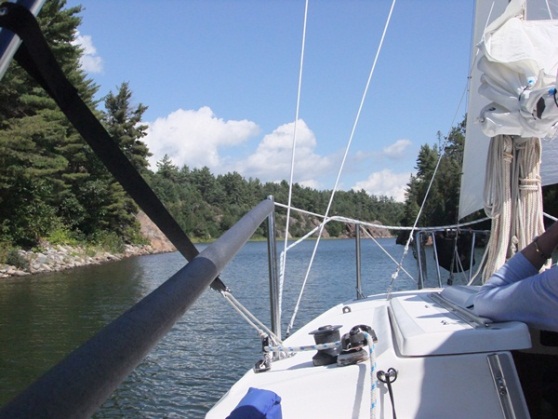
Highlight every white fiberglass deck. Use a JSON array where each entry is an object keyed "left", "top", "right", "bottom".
[{"left": 207, "top": 289, "right": 531, "bottom": 418}]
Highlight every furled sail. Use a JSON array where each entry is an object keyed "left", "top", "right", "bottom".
[
  {"left": 460, "top": 0, "right": 558, "bottom": 279},
  {"left": 461, "top": 0, "right": 558, "bottom": 220},
  {"left": 479, "top": 0, "right": 558, "bottom": 138}
]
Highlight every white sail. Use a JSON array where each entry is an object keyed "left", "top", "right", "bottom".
[{"left": 459, "top": 0, "right": 558, "bottom": 220}]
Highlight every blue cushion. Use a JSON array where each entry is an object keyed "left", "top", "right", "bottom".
[{"left": 226, "top": 387, "right": 282, "bottom": 419}]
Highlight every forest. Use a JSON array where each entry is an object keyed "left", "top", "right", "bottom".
[{"left": 0, "top": 1, "right": 495, "bottom": 261}]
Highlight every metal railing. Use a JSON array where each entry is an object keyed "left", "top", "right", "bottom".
[
  {"left": 0, "top": 198, "right": 275, "bottom": 419},
  {"left": 414, "top": 229, "right": 489, "bottom": 288}
]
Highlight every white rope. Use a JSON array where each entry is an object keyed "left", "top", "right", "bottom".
[
  {"left": 280, "top": 0, "right": 310, "bottom": 332},
  {"left": 515, "top": 138, "right": 549, "bottom": 269},
  {"left": 482, "top": 135, "right": 514, "bottom": 280},
  {"left": 265, "top": 341, "right": 340, "bottom": 353},
  {"left": 482, "top": 136, "right": 547, "bottom": 280},
  {"left": 360, "top": 227, "right": 416, "bottom": 282},
  {"left": 275, "top": 202, "right": 490, "bottom": 288},
  {"left": 221, "top": 291, "right": 282, "bottom": 345},
  {"left": 274, "top": 202, "right": 490, "bottom": 234},
  {"left": 285, "top": 0, "right": 398, "bottom": 336},
  {"left": 544, "top": 0, "right": 554, "bottom": 19},
  {"left": 387, "top": 146, "right": 444, "bottom": 297},
  {"left": 515, "top": 138, "right": 544, "bottom": 249},
  {"left": 364, "top": 332, "right": 378, "bottom": 419}
]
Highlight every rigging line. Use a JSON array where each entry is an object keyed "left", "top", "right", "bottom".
[
  {"left": 388, "top": 125, "right": 462, "bottom": 295},
  {"left": 275, "top": 202, "right": 490, "bottom": 232},
  {"left": 281, "top": 0, "right": 310, "bottom": 324},
  {"left": 284, "top": 225, "right": 322, "bottom": 253},
  {"left": 485, "top": 2, "right": 496, "bottom": 30},
  {"left": 387, "top": 1, "right": 492, "bottom": 296},
  {"left": 222, "top": 291, "right": 282, "bottom": 344},
  {"left": 544, "top": 0, "right": 554, "bottom": 19},
  {"left": 359, "top": 228, "right": 416, "bottom": 282},
  {"left": 324, "top": 0, "right": 398, "bottom": 217},
  {"left": 328, "top": 214, "right": 490, "bottom": 232},
  {"left": 467, "top": 243, "right": 490, "bottom": 285},
  {"left": 286, "top": 0, "right": 398, "bottom": 336},
  {"left": 388, "top": 144, "right": 445, "bottom": 295}
]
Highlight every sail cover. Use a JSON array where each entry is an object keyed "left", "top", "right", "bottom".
[{"left": 459, "top": 0, "right": 558, "bottom": 219}]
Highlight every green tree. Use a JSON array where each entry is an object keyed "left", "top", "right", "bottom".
[
  {"left": 0, "top": 0, "right": 93, "bottom": 246},
  {"left": 103, "top": 82, "right": 151, "bottom": 172},
  {"left": 401, "top": 119, "right": 466, "bottom": 230},
  {"left": 0, "top": 1, "right": 147, "bottom": 246}
]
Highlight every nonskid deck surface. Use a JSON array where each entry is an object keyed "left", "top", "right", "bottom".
[{"left": 207, "top": 289, "right": 531, "bottom": 418}]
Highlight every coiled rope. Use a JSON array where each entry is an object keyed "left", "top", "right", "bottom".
[
  {"left": 482, "top": 135, "right": 547, "bottom": 280},
  {"left": 515, "top": 138, "right": 547, "bottom": 266},
  {"left": 482, "top": 135, "right": 514, "bottom": 279}
]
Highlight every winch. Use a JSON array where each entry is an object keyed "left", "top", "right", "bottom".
[
  {"left": 337, "top": 324, "right": 376, "bottom": 367},
  {"left": 309, "top": 325, "right": 342, "bottom": 366}
]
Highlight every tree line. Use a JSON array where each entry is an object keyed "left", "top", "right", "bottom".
[
  {"left": 0, "top": 0, "right": 477, "bottom": 257},
  {"left": 148, "top": 156, "right": 404, "bottom": 240}
]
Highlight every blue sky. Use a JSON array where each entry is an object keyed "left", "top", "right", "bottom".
[{"left": 65, "top": 0, "right": 475, "bottom": 201}]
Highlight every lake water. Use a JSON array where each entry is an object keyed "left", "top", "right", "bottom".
[{"left": 0, "top": 238, "right": 470, "bottom": 417}]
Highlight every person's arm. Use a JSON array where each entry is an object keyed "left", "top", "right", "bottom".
[
  {"left": 521, "top": 221, "right": 558, "bottom": 270},
  {"left": 474, "top": 221, "right": 558, "bottom": 331}
]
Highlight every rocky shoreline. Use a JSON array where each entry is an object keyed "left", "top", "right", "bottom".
[
  {"left": 0, "top": 243, "right": 169, "bottom": 278},
  {"left": 0, "top": 211, "right": 176, "bottom": 279}
]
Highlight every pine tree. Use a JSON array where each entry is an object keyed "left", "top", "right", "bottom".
[
  {"left": 0, "top": 0, "right": 90, "bottom": 245},
  {"left": 0, "top": 0, "right": 144, "bottom": 246},
  {"left": 400, "top": 118, "right": 467, "bottom": 230},
  {"left": 103, "top": 82, "right": 151, "bottom": 172}
]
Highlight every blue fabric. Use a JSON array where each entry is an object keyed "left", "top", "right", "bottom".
[{"left": 226, "top": 387, "right": 282, "bottom": 419}]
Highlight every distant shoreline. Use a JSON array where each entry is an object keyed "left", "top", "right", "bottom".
[{"left": 1, "top": 210, "right": 395, "bottom": 279}]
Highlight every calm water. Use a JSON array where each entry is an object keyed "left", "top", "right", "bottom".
[{"left": 0, "top": 238, "right": 462, "bottom": 417}]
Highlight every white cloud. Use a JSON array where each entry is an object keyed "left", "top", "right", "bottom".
[
  {"left": 383, "top": 139, "right": 411, "bottom": 159},
  {"left": 234, "top": 119, "right": 332, "bottom": 186},
  {"left": 145, "top": 106, "right": 259, "bottom": 169},
  {"left": 72, "top": 31, "right": 103, "bottom": 73},
  {"left": 352, "top": 169, "right": 411, "bottom": 202}
]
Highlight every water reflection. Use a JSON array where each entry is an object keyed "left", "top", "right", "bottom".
[{"left": 0, "top": 256, "right": 164, "bottom": 405}]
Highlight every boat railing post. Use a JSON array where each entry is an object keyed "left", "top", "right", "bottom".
[
  {"left": 266, "top": 196, "right": 281, "bottom": 341},
  {"left": 431, "top": 231, "right": 443, "bottom": 287},
  {"left": 415, "top": 231, "right": 425, "bottom": 289},
  {"left": 355, "top": 223, "right": 364, "bottom": 299},
  {"left": 468, "top": 231, "right": 477, "bottom": 283}
]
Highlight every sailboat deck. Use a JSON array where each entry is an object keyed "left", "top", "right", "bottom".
[{"left": 207, "top": 289, "right": 532, "bottom": 418}]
